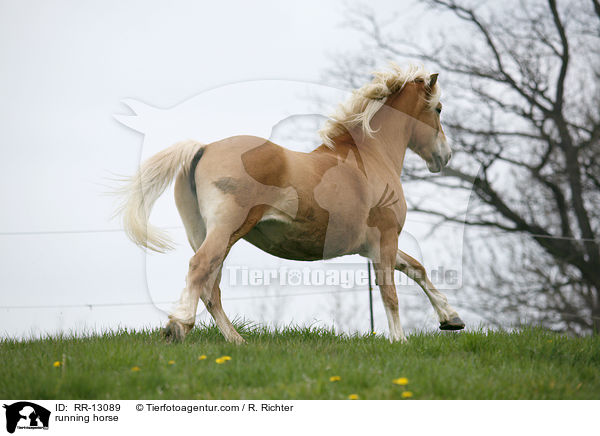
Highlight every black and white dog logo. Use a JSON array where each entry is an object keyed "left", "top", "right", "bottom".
[{"left": 3, "top": 402, "right": 50, "bottom": 433}]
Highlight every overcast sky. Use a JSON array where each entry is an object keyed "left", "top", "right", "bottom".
[{"left": 0, "top": 0, "right": 477, "bottom": 339}]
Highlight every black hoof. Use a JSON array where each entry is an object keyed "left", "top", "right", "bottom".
[
  {"left": 162, "top": 321, "right": 186, "bottom": 343},
  {"left": 440, "top": 317, "right": 465, "bottom": 331}
]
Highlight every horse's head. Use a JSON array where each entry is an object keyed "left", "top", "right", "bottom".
[
  {"left": 389, "top": 73, "right": 451, "bottom": 173},
  {"left": 319, "top": 64, "right": 452, "bottom": 173}
]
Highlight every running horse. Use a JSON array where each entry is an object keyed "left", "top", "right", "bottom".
[{"left": 116, "top": 64, "right": 465, "bottom": 344}]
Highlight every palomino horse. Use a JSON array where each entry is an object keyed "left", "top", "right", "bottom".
[{"left": 116, "top": 64, "right": 465, "bottom": 344}]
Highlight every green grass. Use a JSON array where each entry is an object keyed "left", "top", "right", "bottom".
[{"left": 1, "top": 324, "right": 599, "bottom": 399}]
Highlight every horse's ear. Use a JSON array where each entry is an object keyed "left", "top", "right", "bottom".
[{"left": 428, "top": 73, "right": 439, "bottom": 90}]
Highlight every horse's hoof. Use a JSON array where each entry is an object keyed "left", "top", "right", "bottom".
[
  {"left": 440, "top": 317, "right": 465, "bottom": 331},
  {"left": 227, "top": 332, "right": 246, "bottom": 345},
  {"left": 232, "top": 336, "right": 246, "bottom": 345},
  {"left": 163, "top": 321, "right": 186, "bottom": 342}
]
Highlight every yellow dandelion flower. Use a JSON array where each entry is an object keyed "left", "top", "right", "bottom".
[
  {"left": 392, "top": 377, "right": 409, "bottom": 386},
  {"left": 198, "top": 355, "right": 207, "bottom": 360},
  {"left": 347, "top": 394, "right": 359, "bottom": 400},
  {"left": 131, "top": 366, "right": 140, "bottom": 372},
  {"left": 329, "top": 376, "right": 341, "bottom": 382},
  {"left": 53, "top": 361, "right": 61, "bottom": 368},
  {"left": 402, "top": 391, "right": 413, "bottom": 398},
  {"left": 168, "top": 360, "right": 175, "bottom": 365},
  {"left": 372, "top": 331, "right": 376, "bottom": 335},
  {"left": 215, "top": 355, "right": 231, "bottom": 364}
]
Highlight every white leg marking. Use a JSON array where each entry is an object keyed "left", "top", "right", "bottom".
[
  {"left": 384, "top": 305, "right": 407, "bottom": 343},
  {"left": 169, "top": 276, "right": 200, "bottom": 326}
]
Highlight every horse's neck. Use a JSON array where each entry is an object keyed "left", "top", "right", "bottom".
[
  {"left": 365, "top": 136, "right": 408, "bottom": 177},
  {"left": 320, "top": 129, "right": 409, "bottom": 178}
]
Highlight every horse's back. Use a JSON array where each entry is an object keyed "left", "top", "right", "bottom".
[{"left": 198, "top": 135, "right": 296, "bottom": 187}]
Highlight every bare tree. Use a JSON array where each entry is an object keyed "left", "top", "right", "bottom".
[{"left": 326, "top": 0, "right": 600, "bottom": 333}]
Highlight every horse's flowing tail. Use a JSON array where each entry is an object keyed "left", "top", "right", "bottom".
[{"left": 114, "top": 140, "right": 204, "bottom": 252}]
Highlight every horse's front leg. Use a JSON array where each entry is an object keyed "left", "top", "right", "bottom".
[
  {"left": 395, "top": 249, "right": 465, "bottom": 330},
  {"left": 365, "top": 219, "right": 409, "bottom": 342},
  {"left": 373, "top": 259, "right": 407, "bottom": 343}
]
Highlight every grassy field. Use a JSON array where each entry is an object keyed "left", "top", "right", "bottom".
[{"left": 1, "top": 324, "right": 599, "bottom": 400}]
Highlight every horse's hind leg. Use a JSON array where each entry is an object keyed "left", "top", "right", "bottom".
[
  {"left": 197, "top": 206, "right": 266, "bottom": 343},
  {"left": 165, "top": 182, "right": 265, "bottom": 343},
  {"left": 200, "top": 268, "right": 244, "bottom": 343},
  {"left": 395, "top": 249, "right": 465, "bottom": 330},
  {"left": 162, "top": 170, "right": 207, "bottom": 341},
  {"left": 165, "top": 170, "right": 244, "bottom": 343},
  {"left": 164, "top": 225, "right": 244, "bottom": 344}
]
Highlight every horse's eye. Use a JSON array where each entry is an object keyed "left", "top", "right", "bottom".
[{"left": 435, "top": 107, "right": 442, "bottom": 114}]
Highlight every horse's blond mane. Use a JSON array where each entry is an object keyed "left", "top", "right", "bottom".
[{"left": 319, "top": 63, "right": 441, "bottom": 148}]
